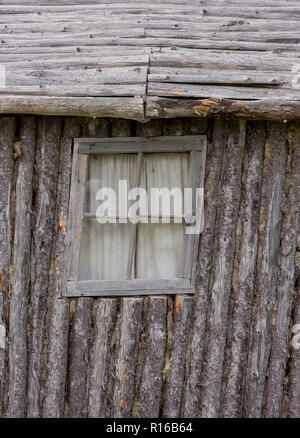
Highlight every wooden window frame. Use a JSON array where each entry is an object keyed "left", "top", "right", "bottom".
[{"left": 63, "top": 135, "right": 207, "bottom": 297}]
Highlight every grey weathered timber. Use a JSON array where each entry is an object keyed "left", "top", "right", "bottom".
[
  {"left": 0, "top": 84, "right": 146, "bottom": 97},
  {"left": 0, "top": 117, "right": 15, "bottom": 416},
  {"left": 27, "top": 117, "right": 62, "bottom": 418},
  {"left": 244, "top": 122, "right": 287, "bottom": 418},
  {"left": 7, "top": 117, "right": 36, "bottom": 418},
  {"left": 67, "top": 118, "right": 110, "bottom": 418},
  {"left": 88, "top": 299, "right": 118, "bottom": 418},
  {"left": 146, "top": 97, "right": 300, "bottom": 121},
  {"left": 42, "top": 118, "right": 81, "bottom": 418},
  {"left": 183, "top": 120, "right": 225, "bottom": 417},
  {"left": 183, "top": 147, "right": 206, "bottom": 282},
  {"left": 0, "top": 96, "right": 145, "bottom": 121},
  {"left": 67, "top": 297, "right": 93, "bottom": 418},
  {"left": 147, "top": 83, "right": 300, "bottom": 100},
  {"left": 200, "top": 120, "right": 246, "bottom": 418},
  {"left": 77, "top": 135, "right": 206, "bottom": 154},
  {"left": 264, "top": 122, "right": 300, "bottom": 418},
  {"left": 127, "top": 151, "right": 144, "bottom": 280},
  {"left": 287, "top": 275, "right": 300, "bottom": 418},
  {"left": 111, "top": 298, "right": 144, "bottom": 418},
  {"left": 66, "top": 279, "right": 192, "bottom": 297},
  {"left": 221, "top": 122, "right": 266, "bottom": 418},
  {"left": 162, "top": 295, "right": 193, "bottom": 418},
  {"left": 109, "top": 119, "right": 143, "bottom": 419},
  {"left": 66, "top": 139, "right": 88, "bottom": 282},
  {"left": 0, "top": 2, "right": 300, "bottom": 118},
  {"left": 136, "top": 296, "right": 167, "bottom": 417}
]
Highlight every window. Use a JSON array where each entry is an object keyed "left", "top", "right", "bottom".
[{"left": 64, "top": 135, "right": 206, "bottom": 297}]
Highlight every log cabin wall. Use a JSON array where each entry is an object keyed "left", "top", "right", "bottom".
[{"left": 0, "top": 115, "right": 299, "bottom": 418}]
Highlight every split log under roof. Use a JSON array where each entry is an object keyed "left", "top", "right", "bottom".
[{"left": 0, "top": 0, "right": 300, "bottom": 120}]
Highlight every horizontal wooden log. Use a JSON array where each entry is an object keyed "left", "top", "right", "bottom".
[
  {"left": 0, "top": 84, "right": 146, "bottom": 97},
  {"left": 149, "top": 69, "right": 287, "bottom": 86},
  {"left": 148, "top": 83, "right": 300, "bottom": 100},
  {"left": 146, "top": 97, "right": 300, "bottom": 121},
  {"left": 7, "top": 66, "right": 148, "bottom": 86},
  {"left": 0, "top": 96, "right": 145, "bottom": 121}
]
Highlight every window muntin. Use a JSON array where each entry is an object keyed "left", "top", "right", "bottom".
[{"left": 65, "top": 136, "right": 206, "bottom": 297}]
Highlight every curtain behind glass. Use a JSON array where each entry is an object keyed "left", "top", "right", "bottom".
[{"left": 78, "top": 152, "right": 189, "bottom": 281}]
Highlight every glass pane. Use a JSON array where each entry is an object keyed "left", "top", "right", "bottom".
[
  {"left": 78, "top": 153, "right": 137, "bottom": 281},
  {"left": 79, "top": 219, "right": 132, "bottom": 280},
  {"left": 140, "top": 152, "right": 189, "bottom": 217},
  {"left": 136, "top": 223, "right": 185, "bottom": 279},
  {"left": 78, "top": 151, "right": 190, "bottom": 281},
  {"left": 86, "top": 153, "right": 137, "bottom": 215}
]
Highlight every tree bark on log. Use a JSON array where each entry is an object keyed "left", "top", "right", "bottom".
[
  {"left": 42, "top": 118, "right": 80, "bottom": 418},
  {"left": 183, "top": 120, "right": 225, "bottom": 417},
  {"left": 7, "top": 117, "right": 36, "bottom": 418},
  {"left": 111, "top": 298, "right": 144, "bottom": 418},
  {"left": 244, "top": 122, "right": 287, "bottom": 418},
  {"left": 27, "top": 116, "right": 63, "bottom": 418},
  {"left": 162, "top": 295, "right": 193, "bottom": 418},
  {"left": 264, "top": 122, "right": 300, "bottom": 418},
  {"left": 67, "top": 118, "right": 109, "bottom": 418},
  {"left": 67, "top": 297, "right": 93, "bottom": 418},
  {"left": 0, "top": 117, "right": 16, "bottom": 416},
  {"left": 88, "top": 299, "right": 118, "bottom": 418},
  {"left": 146, "top": 97, "right": 300, "bottom": 122},
  {"left": 287, "top": 272, "right": 300, "bottom": 418},
  {"left": 137, "top": 296, "right": 167, "bottom": 418},
  {"left": 200, "top": 120, "right": 246, "bottom": 418},
  {"left": 221, "top": 121, "right": 265, "bottom": 418}
]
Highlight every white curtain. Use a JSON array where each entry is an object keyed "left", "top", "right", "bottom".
[{"left": 78, "top": 152, "right": 189, "bottom": 281}]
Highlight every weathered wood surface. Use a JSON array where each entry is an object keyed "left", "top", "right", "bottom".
[
  {"left": 67, "top": 118, "right": 109, "bottom": 418},
  {"left": 0, "top": 116, "right": 299, "bottom": 418},
  {"left": 111, "top": 298, "right": 144, "bottom": 418},
  {"left": 199, "top": 120, "right": 246, "bottom": 418},
  {"left": 0, "top": 1, "right": 300, "bottom": 118},
  {"left": 221, "top": 122, "right": 265, "bottom": 418},
  {"left": 162, "top": 296, "right": 193, "bottom": 418},
  {"left": 136, "top": 296, "right": 167, "bottom": 418},
  {"left": 88, "top": 299, "right": 118, "bottom": 418},
  {"left": 263, "top": 122, "right": 300, "bottom": 418},
  {"left": 0, "top": 117, "right": 15, "bottom": 416},
  {"left": 42, "top": 118, "right": 80, "bottom": 418},
  {"left": 27, "top": 117, "right": 62, "bottom": 418},
  {"left": 183, "top": 120, "right": 225, "bottom": 417},
  {"left": 244, "top": 122, "right": 287, "bottom": 418},
  {"left": 287, "top": 269, "right": 300, "bottom": 418},
  {"left": 7, "top": 117, "right": 36, "bottom": 418}
]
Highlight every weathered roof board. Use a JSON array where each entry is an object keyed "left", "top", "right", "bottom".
[{"left": 0, "top": 0, "right": 300, "bottom": 120}]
